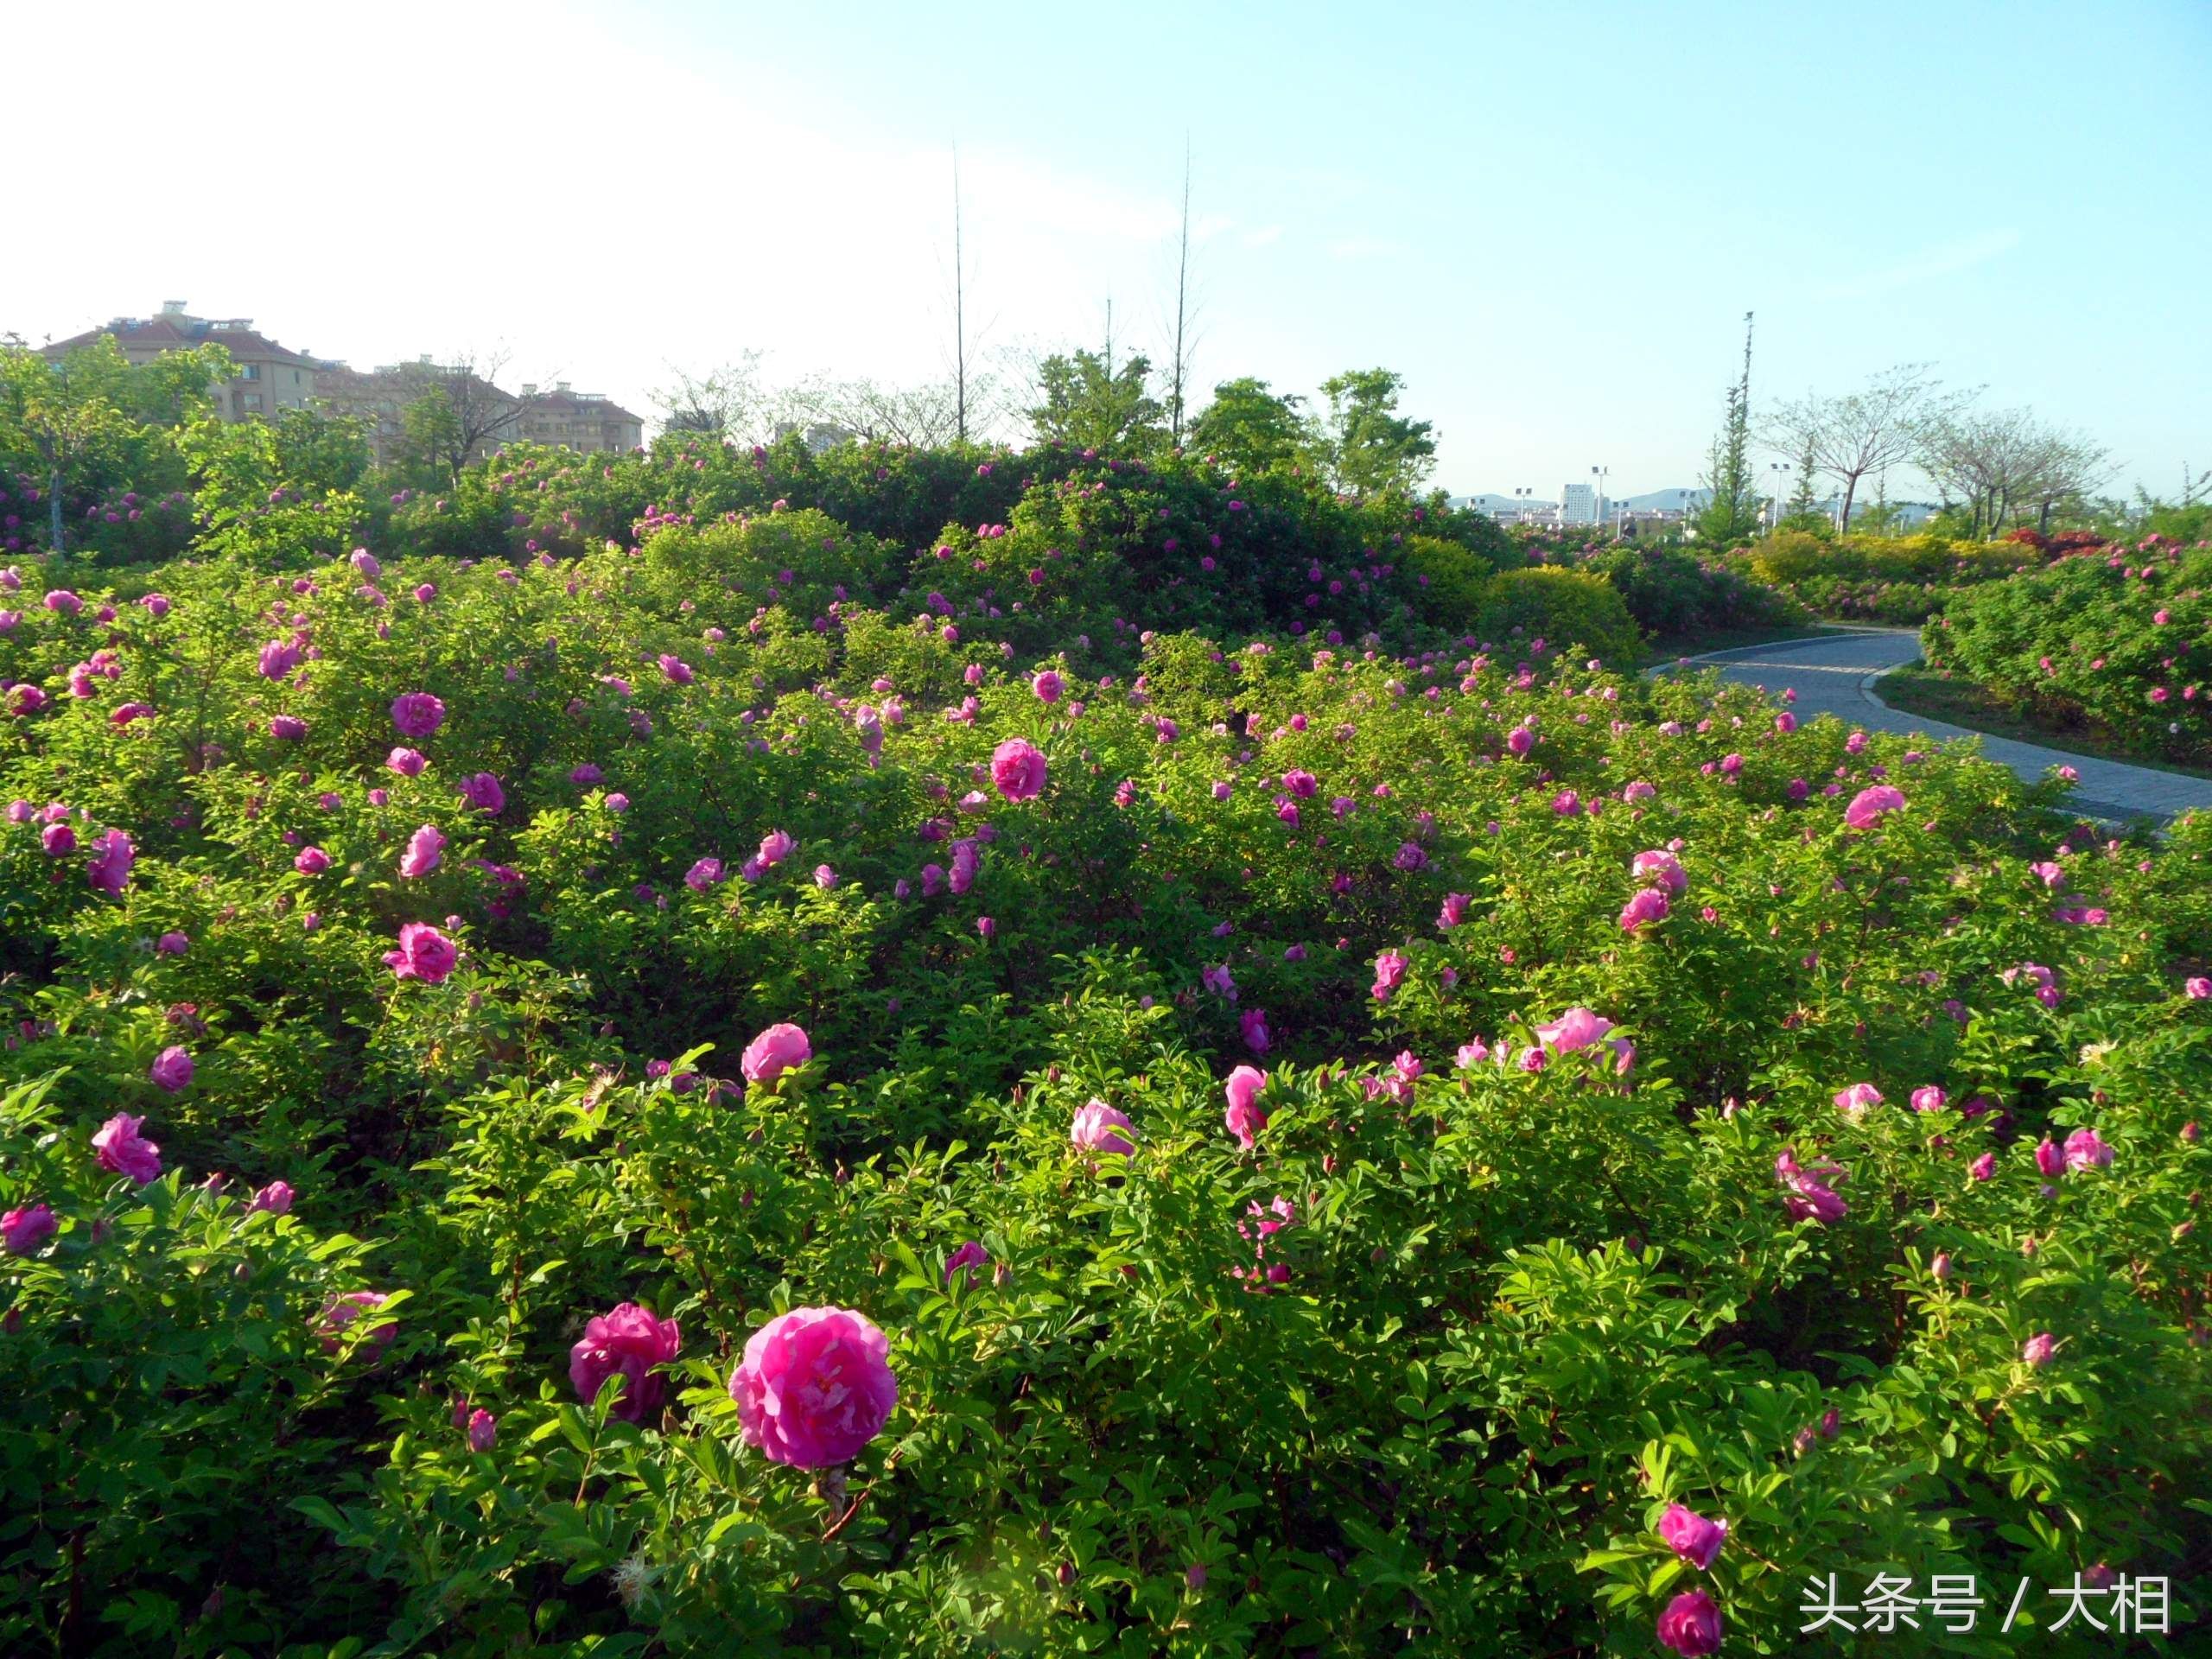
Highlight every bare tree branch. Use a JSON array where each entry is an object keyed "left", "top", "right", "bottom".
[{"left": 1764, "top": 364, "right": 1967, "bottom": 529}]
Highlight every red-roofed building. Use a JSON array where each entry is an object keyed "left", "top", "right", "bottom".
[
  {"left": 42, "top": 301, "right": 327, "bottom": 423},
  {"left": 41, "top": 302, "right": 645, "bottom": 464}
]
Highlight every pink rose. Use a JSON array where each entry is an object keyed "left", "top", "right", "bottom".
[
  {"left": 1844, "top": 785, "right": 1905, "bottom": 830},
  {"left": 3, "top": 1202, "right": 57, "bottom": 1255},
  {"left": 1657, "top": 1503, "right": 1727, "bottom": 1570},
  {"left": 391, "top": 691, "right": 446, "bottom": 738},
  {"left": 569, "top": 1301, "right": 681, "bottom": 1421},
  {"left": 86, "top": 829, "right": 135, "bottom": 895},
  {"left": 1224, "top": 1066, "right": 1268, "bottom": 1149},
  {"left": 92, "top": 1112, "right": 162, "bottom": 1185},
  {"left": 149, "top": 1045, "right": 194, "bottom": 1093},
  {"left": 741, "top": 1022, "right": 812, "bottom": 1083},
  {"left": 1833, "top": 1082, "right": 1883, "bottom": 1118},
  {"left": 1656, "top": 1588, "right": 1723, "bottom": 1656},
  {"left": 729, "top": 1305, "right": 898, "bottom": 1467},
  {"left": 1071, "top": 1098, "right": 1135, "bottom": 1156},
  {"left": 457, "top": 772, "right": 505, "bottom": 813},
  {"left": 384, "top": 922, "right": 458, "bottom": 984},
  {"left": 990, "top": 738, "right": 1047, "bottom": 803},
  {"left": 318, "top": 1290, "right": 398, "bottom": 1356},
  {"left": 2063, "top": 1127, "right": 2113, "bottom": 1171},
  {"left": 1534, "top": 1007, "right": 1635, "bottom": 1073},
  {"left": 1370, "top": 949, "right": 1408, "bottom": 1001},
  {"left": 398, "top": 823, "right": 446, "bottom": 879},
  {"left": 944, "top": 1240, "right": 989, "bottom": 1287}
]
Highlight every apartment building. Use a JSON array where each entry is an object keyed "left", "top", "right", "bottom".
[
  {"left": 511, "top": 383, "right": 645, "bottom": 454},
  {"left": 314, "top": 363, "right": 644, "bottom": 465},
  {"left": 41, "top": 303, "right": 645, "bottom": 463},
  {"left": 42, "top": 301, "right": 324, "bottom": 422}
]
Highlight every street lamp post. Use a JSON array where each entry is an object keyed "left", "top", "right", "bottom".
[
  {"left": 1769, "top": 461, "right": 1791, "bottom": 531},
  {"left": 1591, "top": 465, "right": 1610, "bottom": 533}
]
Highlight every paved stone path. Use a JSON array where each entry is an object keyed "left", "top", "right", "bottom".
[{"left": 1657, "top": 627, "right": 2212, "bottom": 823}]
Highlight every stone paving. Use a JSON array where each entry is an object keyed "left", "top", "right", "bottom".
[{"left": 1656, "top": 627, "right": 2212, "bottom": 823}]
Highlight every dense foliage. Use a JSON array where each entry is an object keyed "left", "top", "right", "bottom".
[
  {"left": 2, "top": 434, "right": 2209, "bottom": 1657},
  {"left": 1731, "top": 532, "right": 2047, "bottom": 626},
  {"left": 1923, "top": 536, "right": 2212, "bottom": 766}
]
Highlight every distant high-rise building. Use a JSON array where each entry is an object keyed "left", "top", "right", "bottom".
[{"left": 1559, "top": 482, "right": 1597, "bottom": 526}]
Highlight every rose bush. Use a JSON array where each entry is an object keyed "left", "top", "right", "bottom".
[
  {"left": 1, "top": 446, "right": 2209, "bottom": 1653},
  {"left": 1923, "top": 536, "right": 2212, "bottom": 764}
]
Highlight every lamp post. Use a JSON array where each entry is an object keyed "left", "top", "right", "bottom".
[
  {"left": 1591, "top": 465, "right": 1609, "bottom": 532},
  {"left": 1769, "top": 461, "right": 1791, "bottom": 531}
]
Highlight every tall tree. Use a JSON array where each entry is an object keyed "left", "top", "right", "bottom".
[
  {"left": 367, "top": 352, "right": 541, "bottom": 484},
  {"left": 1185, "top": 378, "right": 1313, "bottom": 477},
  {"left": 2017, "top": 426, "right": 2114, "bottom": 535},
  {"left": 1316, "top": 368, "right": 1435, "bottom": 498},
  {"left": 1694, "top": 313, "right": 1761, "bottom": 544},
  {"left": 0, "top": 334, "right": 228, "bottom": 556},
  {"left": 784, "top": 376, "right": 966, "bottom": 448},
  {"left": 654, "top": 354, "right": 768, "bottom": 442},
  {"left": 1784, "top": 434, "right": 1821, "bottom": 524},
  {"left": 1026, "top": 349, "right": 1164, "bottom": 453},
  {"left": 180, "top": 405, "right": 372, "bottom": 518},
  {"left": 1918, "top": 409, "right": 2112, "bottom": 538},
  {"left": 1765, "top": 363, "right": 1961, "bottom": 531}
]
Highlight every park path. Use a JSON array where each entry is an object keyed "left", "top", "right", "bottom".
[{"left": 1657, "top": 627, "right": 2212, "bottom": 823}]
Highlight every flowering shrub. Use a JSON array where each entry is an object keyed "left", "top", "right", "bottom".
[
  {"left": 1471, "top": 567, "right": 1641, "bottom": 667},
  {"left": 1734, "top": 531, "right": 2045, "bottom": 624},
  {"left": 1924, "top": 537, "right": 2212, "bottom": 764},
  {"left": 1, "top": 465, "right": 2210, "bottom": 1653}
]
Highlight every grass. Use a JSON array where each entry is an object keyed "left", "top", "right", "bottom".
[{"left": 1877, "top": 663, "right": 2212, "bottom": 782}]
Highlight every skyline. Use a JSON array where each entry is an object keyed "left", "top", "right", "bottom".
[{"left": 11, "top": 0, "right": 2208, "bottom": 502}]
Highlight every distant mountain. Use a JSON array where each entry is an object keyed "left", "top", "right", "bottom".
[
  {"left": 1456, "top": 488, "right": 1709, "bottom": 514},
  {"left": 1620, "top": 487, "right": 1709, "bottom": 512}
]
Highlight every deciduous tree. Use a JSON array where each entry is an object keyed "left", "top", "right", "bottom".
[
  {"left": 1316, "top": 368, "right": 1434, "bottom": 498},
  {"left": 1765, "top": 363, "right": 1963, "bottom": 531}
]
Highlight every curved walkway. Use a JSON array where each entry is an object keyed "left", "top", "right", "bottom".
[{"left": 1656, "top": 627, "right": 2212, "bottom": 823}]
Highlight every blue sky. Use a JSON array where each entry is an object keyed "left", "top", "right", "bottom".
[{"left": 16, "top": 0, "right": 2209, "bottom": 499}]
